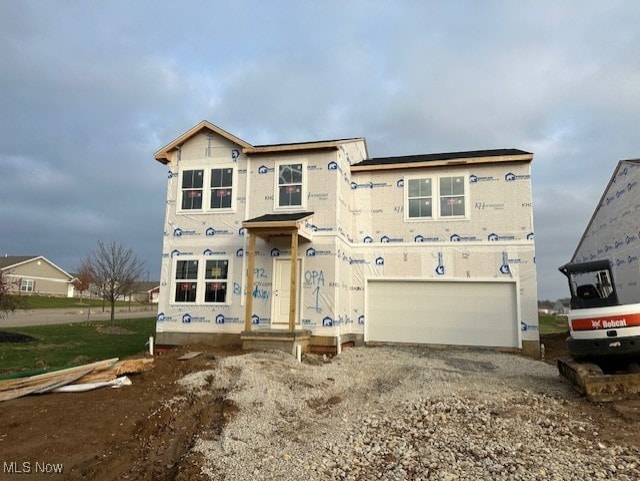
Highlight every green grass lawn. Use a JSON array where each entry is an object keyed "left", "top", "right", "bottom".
[
  {"left": 0, "top": 317, "right": 156, "bottom": 377},
  {"left": 10, "top": 295, "right": 143, "bottom": 309},
  {"left": 539, "top": 313, "right": 569, "bottom": 335}
]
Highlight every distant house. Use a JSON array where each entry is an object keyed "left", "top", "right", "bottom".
[
  {"left": 129, "top": 281, "right": 160, "bottom": 303},
  {"left": 0, "top": 255, "right": 76, "bottom": 297},
  {"left": 147, "top": 285, "right": 160, "bottom": 304},
  {"left": 553, "top": 301, "right": 569, "bottom": 315}
]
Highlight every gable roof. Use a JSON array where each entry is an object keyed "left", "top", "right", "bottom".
[
  {"left": 154, "top": 120, "right": 368, "bottom": 163},
  {"left": 0, "top": 255, "right": 74, "bottom": 280},
  {"left": 154, "top": 120, "right": 254, "bottom": 164},
  {"left": 351, "top": 148, "right": 533, "bottom": 172}
]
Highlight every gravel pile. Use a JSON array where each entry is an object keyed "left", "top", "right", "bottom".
[{"left": 177, "top": 346, "right": 640, "bottom": 481}]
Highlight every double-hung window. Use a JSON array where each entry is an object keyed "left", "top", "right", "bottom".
[
  {"left": 406, "top": 175, "right": 467, "bottom": 220},
  {"left": 276, "top": 162, "right": 304, "bottom": 208},
  {"left": 173, "top": 257, "right": 230, "bottom": 304},
  {"left": 174, "top": 260, "right": 198, "bottom": 302},
  {"left": 204, "top": 259, "right": 228, "bottom": 303},
  {"left": 439, "top": 176, "right": 465, "bottom": 217},
  {"left": 210, "top": 168, "right": 233, "bottom": 209},
  {"left": 181, "top": 170, "right": 204, "bottom": 210},
  {"left": 407, "top": 178, "right": 433, "bottom": 219}
]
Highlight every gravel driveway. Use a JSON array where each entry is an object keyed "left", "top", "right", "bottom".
[{"left": 178, "top": 346, "right": 640, "bottom": 481}]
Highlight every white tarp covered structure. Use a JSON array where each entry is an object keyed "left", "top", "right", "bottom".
[
  {"left": 153, "top": 121, "right": 540, "bottom": 357},
  {"left": 571, "top": 159, "right": 640, "bottom": 304}
]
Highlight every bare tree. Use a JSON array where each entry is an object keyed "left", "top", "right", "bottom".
[
  {"left": 83, "top": 239, "right": 147, "bottom": 323},
  {"left": 0, "top": 270, "right": 27, "bottom": 319}
]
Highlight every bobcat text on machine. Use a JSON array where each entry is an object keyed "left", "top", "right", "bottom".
[{"left": 557, "top": 260, "right": 640, "bottom": 401}]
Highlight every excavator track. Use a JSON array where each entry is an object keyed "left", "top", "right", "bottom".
[{"left": 557, "top": 356, "right": 640, "bottom": 402}]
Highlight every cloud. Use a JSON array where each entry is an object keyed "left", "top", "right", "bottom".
[{"left": 0, "top": 0, "right": 639, "bottom": 301}]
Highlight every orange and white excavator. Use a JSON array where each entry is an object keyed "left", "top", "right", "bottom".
[{"left": 559, "top": 260, "right": 640, "bottom": 361}]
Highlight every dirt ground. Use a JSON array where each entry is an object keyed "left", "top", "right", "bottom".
[{"left": 1, "top": 336, "right": 639, "bottom": 481}]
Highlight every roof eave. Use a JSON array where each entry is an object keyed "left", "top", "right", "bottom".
[
  {"left": 244, "top": 143, "right": 339, "bottom": 156},
  {"left": 351, "top": 153, "right": 534, "bottom": 172}
]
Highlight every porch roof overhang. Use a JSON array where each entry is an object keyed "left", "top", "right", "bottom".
[{"left": 242, "top": 212, "right": 315, "bottom": 241}]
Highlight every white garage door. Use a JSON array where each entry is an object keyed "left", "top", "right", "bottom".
[{"left": 366, "top": 279, "right": 520, "bottom": 348}]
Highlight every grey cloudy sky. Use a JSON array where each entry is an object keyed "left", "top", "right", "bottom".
[{"left": 1, "top": 1, "right": 639, "bottom": 300}]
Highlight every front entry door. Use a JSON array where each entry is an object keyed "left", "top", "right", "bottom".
[{"left": 272, "top": 258, "right": 301, "bottom": 327}]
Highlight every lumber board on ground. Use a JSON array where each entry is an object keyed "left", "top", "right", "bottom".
[
  {"left": 73, "top": 358, "right": 154, "bottom": 384},
  {"left": 0, "top": 359, "right": 119, "bottom": 402}
]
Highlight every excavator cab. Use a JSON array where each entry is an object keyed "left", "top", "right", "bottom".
[{"left": 559, "top": 260, "right": 620, "bottom": 309}]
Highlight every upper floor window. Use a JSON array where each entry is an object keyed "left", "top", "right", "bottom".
[
  {"left": 407, "top": 178, "right": 433, "bottom": 219},
  {"left": 405, "top": 174, "right": 467, "bottom": 220},
  {"left": 178, "top": 166, "right": 236, "bottom": 213},
  {"left": 181, "top": 170, "right": 204, "bottom": 210},
  {"left": 277, "top": 162, "right": 304, "bottom": 208},
  {"left": 210, "top": 168, "right": 233, "bottom": 209},
  {"left": 439, "top": 176, "right": 466, "bottom": 217}
]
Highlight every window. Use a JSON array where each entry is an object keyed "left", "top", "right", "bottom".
[
  {"left": 178, "top": 166, "right": 236, "bottom": 213},
  {"left": 172, "top": 257, "right": 231, "bottom": 304},
  {"left": 407, "top": 178, "right": 433, "bottom": 219},
  {"left": 204, "top": 259, "right": 228, "bottom": 303},
  {"left": 174, "top": 260, "right": 198, "bottom": 302},
  {"left": 405, "top": 174, "right": 467, "bottom": 220},
  {"left": 20, "top": 279, "right": 34, "bottom": 292},
  {"left": 439, "top": 176, "right": 465, "bottom": 217},
  {"left": 181, "top": 170, "right": 203, "bottom": 210},
  {"left": 210, "top": 168, "right": 233, "bottom": 209},
  {"left": 277, "top": 163, "right": 303, "bottom": 208}
]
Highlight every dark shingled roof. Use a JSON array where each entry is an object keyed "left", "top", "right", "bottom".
[
  {"left": 244, "top": 212, "right": 314, "bottom": 223},
  {"left": 352, "top": 148, "right": 532, "bottom": 167},
  {"left": 0, "top": 255, "right": 38, "bottom": 269}
]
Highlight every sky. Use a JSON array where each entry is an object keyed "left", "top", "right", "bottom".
[{"left": 1, "top": 1, "right": 639, "bottom": 301}]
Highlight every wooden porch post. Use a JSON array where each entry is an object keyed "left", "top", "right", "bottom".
[
  {"left": 288, "top": 230, "right": 299, "bottom": 332},
  {"left": 244, "top": 232, "right": 256, "bottom": 332}
]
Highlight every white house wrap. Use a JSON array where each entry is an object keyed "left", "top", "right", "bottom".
[
  {"left": 154, "top": 121, "right": 540, "bottom": 357},
  {"left": 571, "top": 159, "right": 640, "bottom": 305}
]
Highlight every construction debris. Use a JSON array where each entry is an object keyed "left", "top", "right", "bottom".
[
  {"left": 177, "top": 351, "right": 202, "bottom": 361},
  {"left": 52, "top": 376, "right": 132, "bottom": 393},
  {"left": 0, "top": 357, "right": 153, "bottom": 402}
]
